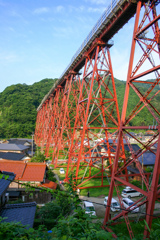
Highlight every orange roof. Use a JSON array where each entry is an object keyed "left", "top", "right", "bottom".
[
  {"left": 20, "top": 162, "right": 46, "bottom": 182},
  {"left": 0, "top": 160, "right": 26, "bottom": 180},
  {"left": 40, "top": 179, "right": 57, "bottom": 190},
  {"left": 0, "top": 160, "right": 46, "bottom": 182}
]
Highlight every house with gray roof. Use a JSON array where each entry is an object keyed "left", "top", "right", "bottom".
[
  {"left": 0, "top": 171, "right": 36, "bottom": 229},
  {"left": 7, "top": 138, "right": 36, "bottom": 151},
  {"left": 0, "top": 152, "right": 27, "bottom": 161},
  {"left": 0, "top": 144, "right": 30, "bottom": 154},
  {"left": 0, "top": 171, "right": 15, "bottom": 208},
  {"left": 138, "top": 151, "right": 156, "bottom": 167},
  {"left": 1, "top": 202, "right": 37, "bottom": 229}
]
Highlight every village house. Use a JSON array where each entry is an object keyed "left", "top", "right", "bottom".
[
  {"left": 0, "top": 171, "right": 36, "bottom": 229},
  {"left": 0, "top": 143, "right": 30, "bottom": 154},
  {"left": 0, "top": 160, "right": 57, "bottom": 204},
  {"left": 0, "top": 152, "right": 29, "bottom": 161}
]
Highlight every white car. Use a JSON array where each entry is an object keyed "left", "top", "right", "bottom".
[
  {"left": 59, "top": 168, "right": 65, "bottom": 174},
  {"left": 83, "top": 201, "right": 96, "bottom": 216},
  {"left": 122, "top": 197, "right": 139, "bottom": 213},
  {"left": 104, "top": 197, "right": 120, "bottom": 212},
  {"left": 121, "top": 186, "right": 142, "bottom": 198}
]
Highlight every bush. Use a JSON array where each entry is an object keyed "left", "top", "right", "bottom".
[{"left": 38, "top": 201, "right": 61, "bottom": 221}]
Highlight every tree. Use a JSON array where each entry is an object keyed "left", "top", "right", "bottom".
[{"left": 30, "top": 151, "right": 46, "bottom": 162}]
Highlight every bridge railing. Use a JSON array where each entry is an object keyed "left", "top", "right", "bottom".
[
  {"left": 59, "top": 0, "right": 124, "bottom": 80},
  {"left": 37, "top": 0, "right": 127, "bottom": 111}
]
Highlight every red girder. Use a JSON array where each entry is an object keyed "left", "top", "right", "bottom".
[
  {"left": 104, "top": 1, "right": 160, "bottom": 239},
  {"left": 34, "top": 1, "right": 160, "bottom": 239}
]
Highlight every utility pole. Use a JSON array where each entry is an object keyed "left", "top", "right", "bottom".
[
  {"left": 142, "top": 154, "right": 143, "bottom": 190},
  {"left": 31, "top": 132, "right": 34, "bottom": 157}
]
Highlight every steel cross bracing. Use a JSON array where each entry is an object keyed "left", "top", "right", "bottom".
[
  {"left": 64, "top": 40, "right": 125, "bottom": 189},
  {"left": 37, "top": 0, "right": 138, "bottom": 110},
  {"left": 34, "top": 0, "right": 160, "bottom": 239},
  {"left": 103, "top": 1, "right": 160, "bottom": 239}
]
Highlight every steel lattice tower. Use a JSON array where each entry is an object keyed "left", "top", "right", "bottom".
[
  {"left": 103, "top": 1, "right": 160, "bottom": 239},
  {"left": 65, "top": 40, "right": 124, "bottom": 189},
  {"left": 34, "top": 0, "right": 160, "bottom": 238}
]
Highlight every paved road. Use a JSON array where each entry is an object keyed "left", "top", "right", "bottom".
[
  {"left": 79, "top": 195, "right": 160, "bottom": 220},
  {"left": 79, "top": 196, "right": 105, "bottom": 218}
]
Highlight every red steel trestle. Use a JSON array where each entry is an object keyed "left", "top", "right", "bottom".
[
  {"left": 65, "top": 40, "right": 123, "bottom": 189},
  {"left": 104, "top": 1, "right": 160, "bottom": 239}
]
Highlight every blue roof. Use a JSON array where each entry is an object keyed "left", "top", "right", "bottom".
[
  {"left": 0, "top": 152, "right": 25, "bottom": 160},
  {"left": 124, "top": 144, "right": 141, "bottom": 152},
  {"left": 0, "top": 171, "right": 15, "bottom": 196},
  {"left": 138, "top": 151, "right": 156, "bottom": 166},
  {"left": 8, "top": 138, "right": 33, "bottom": 143},
  {"left": 8, "top": 139, "right": 32, "bottom": 145},
  {"left": 104, "top": 139, "right": 127, "bottom": 144},
  {"left": 0, "top": 152, "right": 5, "bottom": 158},
  {"left": 27, "top": 150, "right": 35, "bottom": 156},
  {"left": 0, "top": 144, "right": 29, "bottom": 151},
  {"left": 152, "top": 143, "right": 157, "bottom": 149},
  {"left": 0, "top": 202, "right": 37, "bottom": 229}
]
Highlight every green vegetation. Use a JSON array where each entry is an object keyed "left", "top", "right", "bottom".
[
  {"left": 1, "top": 182, "right": 160, "bottom": 239},
  {"left": 30, "top": 151, "right": 47, "bottom": 162},
  {"left": 0, "top": 78, "right": 158, "bottom": 139},
  {"left": 0, "top": 78, "right": 57, "bottom": 138}
]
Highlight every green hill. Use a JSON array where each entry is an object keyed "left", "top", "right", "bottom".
[
  {"left": 0, "top": 78, "right": 158, "bottom": 139},
  {"left": 0, "top": 78, "right": 57, "bottom": 138}
]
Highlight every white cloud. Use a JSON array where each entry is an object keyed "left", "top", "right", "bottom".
[
  {"left": 33, "top": 7, "right": 49, "bottom": 14},
  {"left": 68, "top": 5, "right": 85, "bottom": 13},
  {"left": 52, "top": 25, "right": 76, "bottom": 38},
  {"left": 8, "top": 27, "right": 15, "bottom": 32},
  {"left": 55, "top": 5, "right": 64, "bottom": 13},
  {"left": 85, "top": 0, "right": 108, "bottom": 5},
  {"left": 88, "top": 7, "right": 106, "bottom": 13},
  {"left": 0, "top": 53, "right": 20, "bottom": 63}
]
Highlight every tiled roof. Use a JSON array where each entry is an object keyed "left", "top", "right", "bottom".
[
  {"left": 8, "top": 140, "right": 32, "bottom": 146},
  {"left": 0, "top": 152, "right": 25, "bottom": 161},
  {"left": 40, "top": 179, "right": 57, "bottom": 190},
  {"left": 8, "top": 138, "right": 33, "bottom": 143},
  {"left": 0, "top": 161, "right": 46, "bottom": 182},
  {"left": 124, "top": 144, "right": 141, "bottom": 152},
  {"left": 27, "top": 150, "right": 35, "bottom": 156},
  {"left": 0, "top": 202, "right": 36, "bottom": 229},
  {"left": 0, "top": 161, "right": 26, "bottom": 180},
  {"left": 0, "top": 152, "right": 5, "bottom": 158},
  {"left": 20, "top": 163, "right": 46, "bottom": 182},
  {"left": 138, "top": 151, "right": 156, "bottom": 166},
  {"left": 0, "top": 144, "right": 29, "bottom": 151},
  {"left": 0, "top": 171, "right": 15, "bottom": 196}
]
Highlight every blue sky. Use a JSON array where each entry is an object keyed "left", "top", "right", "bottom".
[{"left": 1, "top": 0, "right": 158, "bottom": 93}]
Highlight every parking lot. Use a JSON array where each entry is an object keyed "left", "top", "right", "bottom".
[{"left": 79, "top": 195, "right": 160, "bottom": 220}]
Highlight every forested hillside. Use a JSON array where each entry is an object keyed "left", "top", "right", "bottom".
[
  {"left": 0, "top": 78, "right": 57, "bottom": 138},
  {"left": 0, "top": 78, "right": 158, "bottom": 139}
]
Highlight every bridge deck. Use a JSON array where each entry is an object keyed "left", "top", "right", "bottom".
[{"left": 37, "top": 0, "right": 140, "bottom": 111}]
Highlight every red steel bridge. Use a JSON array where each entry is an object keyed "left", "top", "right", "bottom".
[{"left": 35, "top": 0, "right": 160, "bottom": 238}]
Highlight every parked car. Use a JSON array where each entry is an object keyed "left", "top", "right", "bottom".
[
  {"left": 104, "top": 197, "right": 120, "bottom": 212},
  {"left": 121, "top": 186, "right": 142, "bottom": 198},
  {"left": 59, "top": 168, "right": 65, "bottom": 174},
  {"left": 83, "top": 201, "right": 96, "bottom": 216},
  {"left": 122, "top": 197, "right": 139, "bottom": 213}
]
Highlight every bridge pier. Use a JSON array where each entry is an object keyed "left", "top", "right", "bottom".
[
  {"left": 34, "top": 0, "right": 160, "bottom": 238},
  {"left": 104, "top": 1, "right": 160, "bottom": 239}
]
